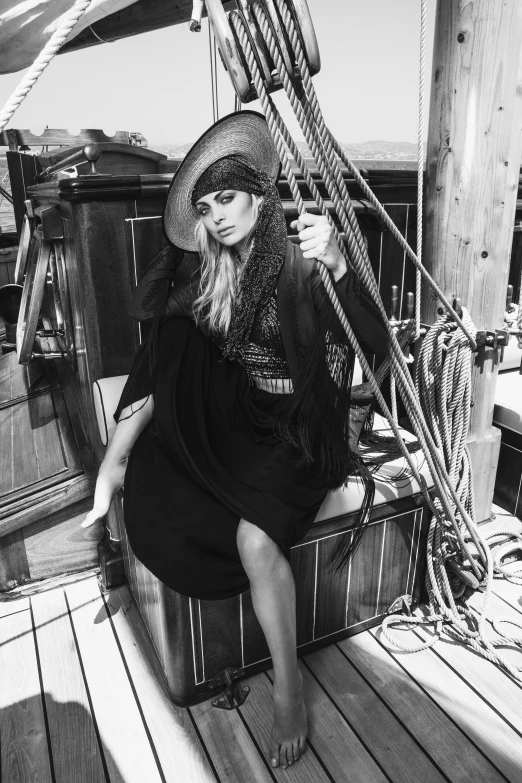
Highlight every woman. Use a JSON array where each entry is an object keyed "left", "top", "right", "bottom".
[{"left": 82, "top": 112, "right": 387, "bottom": 770}]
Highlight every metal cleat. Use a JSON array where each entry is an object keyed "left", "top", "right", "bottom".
[{"left": 387, "top": 594, "right": 413, "bottom": 616}]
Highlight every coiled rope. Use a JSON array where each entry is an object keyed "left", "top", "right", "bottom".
[
  {"left": 227, "top": 0, "right": 522, "bottom": 679},
  {"left": 0, "top": 0, "right": 93, "bottom": 135}
]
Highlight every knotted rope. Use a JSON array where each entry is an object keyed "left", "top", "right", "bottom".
[{"left": 0, "top": 0, "right": 93, "bottom": 135}]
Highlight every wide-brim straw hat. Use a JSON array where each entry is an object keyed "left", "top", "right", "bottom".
[{"left": 163, "top": 111, "right": 281, "bottom": 251}]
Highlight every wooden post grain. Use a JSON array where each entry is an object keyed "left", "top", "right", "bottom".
[{"left": 423, "top": 0, "right": 522, "bottom": 521}]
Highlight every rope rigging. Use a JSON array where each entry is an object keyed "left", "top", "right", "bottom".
[{"left": 203, "top": 0, "right": 522, "bottom": 679}]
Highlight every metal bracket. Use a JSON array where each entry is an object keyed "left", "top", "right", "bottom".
[
  {"left": 387, "top": 594, "right": 413, "bottom": 616},
  {"left": 474, "top": 329, "right": 510, "bottom": 350},
  {"left": 209, "top": 667, "right": 250, "bottom": 710}
]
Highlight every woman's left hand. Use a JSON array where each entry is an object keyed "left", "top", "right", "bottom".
[{"left": 290, "top": 212, "right": 347, "bottom": 281}]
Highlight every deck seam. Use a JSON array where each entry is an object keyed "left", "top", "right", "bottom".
[
  {"left": 29, "top": 595, "right": 57, "bottom": 783},
  {"left": 491, "top": 583, "right": 522, "bottom": 617},
  {"left": 299, "top": 657, "right": 394, "bottom": 783},
  {"left": 371, "top": 629, "right": 515, "bottom": 783},
  {"left": 235, "top": 702, "right": 279, "bottom": 782},
  {"left": 98, "top": 585, "right": 168, "bottom": 783},
  {"left": 186, "top": 707, "right": 222, "bottom": 783},
  {"left": 334, "top": 642, "right": 454, "bottom": 783},
  {"left": 63, "top": 589, "right": 111, "bottom": 783}
]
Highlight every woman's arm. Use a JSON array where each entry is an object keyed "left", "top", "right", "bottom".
[{"left": 81, "top": 396, "right": 153, "bottom": 529}]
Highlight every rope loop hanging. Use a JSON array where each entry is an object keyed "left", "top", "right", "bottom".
[{"left": 202, "top": 0, "right": 522, "bottom": 683}]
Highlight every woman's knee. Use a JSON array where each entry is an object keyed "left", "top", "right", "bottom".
[{"left": 237, "top": 519, "right": 280, "bottom": 573}]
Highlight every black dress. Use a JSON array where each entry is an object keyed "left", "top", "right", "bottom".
[
  {"left": 117, "top": 310, "right": 330, "bottom": 601},
  {"left": 116, "top": 240, "right": 388, "bottom": 600}
]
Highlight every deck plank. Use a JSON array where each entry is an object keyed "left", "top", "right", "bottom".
[
  {"left": 0, "top": 607, "right": 53, "bottom": 783},
  {"left": 238, "top": 671, "right": 331, "bottom": 783},
  {"left": 190, "top": 681, "right": 275, "bottom": 783},
  {"left": 31, "top": 588, "right": 106, "bottom": 783},
  {"left": 104, "top": 585, "right": 216, "bottom": 783},
  {"left": 65, "top": 576, "right": 164, "bottom": 783},
  {"left": 297, "top": 661, "right": 389, "bottom": 783},
  {"left": 340, "top": 630, "right": 506, "bottom": 783},
  {"left": 370, "top": 625, "right": 522, "bottom": 782},
  {"left": 304, "top": 643, "right": 446, "bottom": 783}
]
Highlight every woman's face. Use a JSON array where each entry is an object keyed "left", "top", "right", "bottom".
[{"left": 195, "top": 189, "right": 257, "bottom": 249}]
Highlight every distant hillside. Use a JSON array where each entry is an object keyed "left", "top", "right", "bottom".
[{"left": 151, "top": 139, "right": 422, "bottom": 161}]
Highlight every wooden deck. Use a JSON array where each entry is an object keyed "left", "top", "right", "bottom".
[{"left": 1, "top": 508, "right": 522, "bottom": 783}]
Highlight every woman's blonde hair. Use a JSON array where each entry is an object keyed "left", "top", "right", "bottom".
[{"left": 192, "top": 194, "right": 260, "bottom": 335}]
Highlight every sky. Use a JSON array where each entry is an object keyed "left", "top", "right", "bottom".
[{"left": 0, "top": 0, "right": 436, "bottom": 147}]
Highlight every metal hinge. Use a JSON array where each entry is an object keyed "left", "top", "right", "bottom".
[{"left": 209, "top": 667, "right": 250, "bottom": 710}]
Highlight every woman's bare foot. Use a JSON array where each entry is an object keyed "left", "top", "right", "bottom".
[{"left": 269, "top": 669, "right": 307, "bottom": 770}]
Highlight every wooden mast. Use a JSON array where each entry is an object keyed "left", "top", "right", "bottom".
[{"left": 423, "top": 0, "right": 522, "bottom": 522}]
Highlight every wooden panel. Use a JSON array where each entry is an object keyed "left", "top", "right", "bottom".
[
  {"left": 343, "top": 631, "right": 507, "bottom": 783},
  {"left": 154, "top": 583, "right": 201, "bottom": 706},
  {"left": 127, "top": 214, "right": 168, "bottom": 283},
  {"left": 31, "top": 589, "right": 106, "bottom": 783},
  {"left": 65, "top": 577, "right": 164, "bottom": 782},
  {"left": 133, "top": 553, "right": 172, "bottom": 678},
  {"left": 6, "top": 400, "right": 41, "bottom": 490},
  {"left": 105, "top": 586, "right": 217, "bottom": 783},
  {"left": 305, "top": 644, "right": 446, "bottom": 783},
  {"left": 190, "top": 598, "right": 205, "bottom": 684},
  {"left": 377, "top": 204, "right": 409, "bottom": 313},
  {"left": 0, "top": 353, "right": 51, "bottom": 405},
  {"left": 0, "top": 389, "right": 83, "bottom": 506},
  {"left": 0, "top": 608, "right": 53, "bottom": 783},
  {"left": 0, "top": 256, "right": 10, "bottom": 286},
  {"left": 291, "top": 542, "right": 317, "bottom": 647},
  {"left": 6, "top": 151, "right": 38, "bottom": 235},
  {"left": 346, "top": 520, "right": 386, "bottom": 628},
  {"left": 314, "top": 532, "right": 351, "bottom": 640},
  {"left": 23, "top": 497, "right": 100, "bottom": 581},
  {"left": 376, "top": 510, "right": 418, "bottom": 615},
  {"left": 401, "top": 204, "right": 418, "bottom": 315},
  {"left": 199, "top": 594, "right": 243, "bottom": 682},
  {"left": 238, "top": 673, "right": 332, "bottom": 782},
  {"left": 0, "top": 474, "right": 95, "bottom": 539},
  {"left": 407, "top": 506, "right": 424, "bottom": 597},
  {"left": 190, "top": 683, "right": 274, "bottom": 783},
  {"left": 493, "top": 440, "right": 522, "bottom": 515},
  {"left": 0, "top": 527, "right": 30, "bottom": 591}
]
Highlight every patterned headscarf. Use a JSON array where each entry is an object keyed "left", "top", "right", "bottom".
[{"left": 191, "top": 155, "right": 287, "bottom": 359}]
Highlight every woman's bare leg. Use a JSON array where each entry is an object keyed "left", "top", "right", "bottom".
[{"left": 237, "top": 519, "right": 307, "bottom": 769}]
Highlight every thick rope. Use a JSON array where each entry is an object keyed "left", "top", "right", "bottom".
[
  {"left": 227, "top": 1, "right": 522, "bottom": 681},
  {"left": 416, "top": 0, "right": 427, "bottom": 339},
  {"left": 246, "top": 3, "right": 485, "bottom": 567},
  {"left": 233, "top": 9, "right": 482, "bottom": 575},
  {"left": 0, "top": 0, "right": 93, "bottom": 134}
]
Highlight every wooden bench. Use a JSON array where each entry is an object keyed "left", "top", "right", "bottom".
[{"left": 94, "top": 374, "right": 433, "bottom": 706}]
